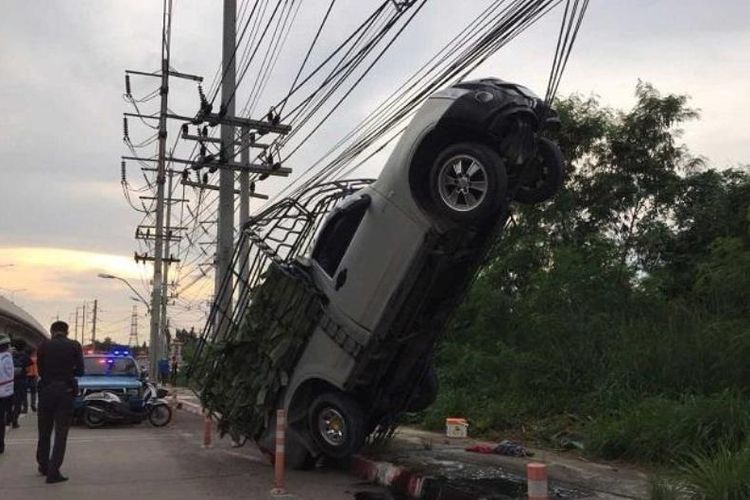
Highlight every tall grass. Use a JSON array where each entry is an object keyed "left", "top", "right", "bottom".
[
  {"left": 649, "top": 447, "right": 750, "bottom": 499},
  {"left": 586, "top": 393, "right": 750, "bottom": 464}
]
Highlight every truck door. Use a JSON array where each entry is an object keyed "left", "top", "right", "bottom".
[{"left": 310, "top": 188, "right": 423, "bottom": 331}]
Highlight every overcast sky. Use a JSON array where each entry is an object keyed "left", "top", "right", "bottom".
[{"left": 1, "top": 0, "right": 748, "bottom": 345}]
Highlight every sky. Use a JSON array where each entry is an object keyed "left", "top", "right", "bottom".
[{"left": 0, "top": 0, "right": 748, "bottom": 346}]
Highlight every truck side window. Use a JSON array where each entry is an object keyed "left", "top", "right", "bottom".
[{"left": 312, "top": 195, "right": 371, "bottom": 277}]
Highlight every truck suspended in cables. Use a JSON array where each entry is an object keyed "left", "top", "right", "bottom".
[
  {"left": 188, "top": 0, "right": 589, "bottom": 468},
  {"left": 189, "top": 77, "right": 565, "bottom": 467}
]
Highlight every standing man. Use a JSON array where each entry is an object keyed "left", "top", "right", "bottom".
[
  {"left": 0, "top": 334, "right": 14, "bottom": 454},
  {"left": 36, "top": 321, "right": 84, "bottom": 483}
]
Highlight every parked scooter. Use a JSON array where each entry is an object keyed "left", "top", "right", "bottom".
[{"left": 82, "top": 381, "right": 172, "bottom": 428}]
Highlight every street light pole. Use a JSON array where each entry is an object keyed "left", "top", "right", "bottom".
[{"left": 97, "top": 273, "right": 151, "bottom": 312}]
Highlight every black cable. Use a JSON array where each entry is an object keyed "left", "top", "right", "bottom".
[
  {"left": 242, "top": 0, "right": 301, "bottom": 118},
  {"left": 271, "top": 0, "right": 561, "bottom": 202},
  {"left": 278, "top": 0, "right": 337, "bottom": 116},
  {"left": 280, "top": 0, "right": 428, "bottom": 163}
]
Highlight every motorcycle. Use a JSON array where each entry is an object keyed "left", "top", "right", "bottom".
[{"left": 82, "top": 381, "right": 172, "bottom": 428}]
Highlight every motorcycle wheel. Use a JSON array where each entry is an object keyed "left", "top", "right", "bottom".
[
  {"left": 148, "top": 404, "right": 172, "bottom": 427},
  {"left": 83, "top": 407, "right": 107, "bottom": 429}
]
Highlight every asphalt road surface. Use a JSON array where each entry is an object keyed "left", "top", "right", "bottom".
[{"left": 0, "top": 409, "right": 390, "bottom": 500}]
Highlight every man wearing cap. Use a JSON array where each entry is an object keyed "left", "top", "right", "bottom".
[
  {"left": 0, "top": 334, "right": 14, "bottom": 454},
  {"left": 36, "top": 321, "right": 84, "bottom": 483}
]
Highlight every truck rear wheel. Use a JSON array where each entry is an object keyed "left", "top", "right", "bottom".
[
  {"left": 513, "top": 137, "right": 564, "bottom": 204},
  {"left": 308, "top": 391, "right": 365, "bottom": 459}
]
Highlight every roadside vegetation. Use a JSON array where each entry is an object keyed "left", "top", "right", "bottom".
[{"left": 421, "top": 82, "right": 750, "bottom": 497}]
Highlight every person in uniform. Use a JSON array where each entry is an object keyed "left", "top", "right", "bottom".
[
  {"left": 0, "top": 334, "right": 14, "bottom": 454},
  {"left": 36, "top": 321, "right": 84, "bottom": 483}
]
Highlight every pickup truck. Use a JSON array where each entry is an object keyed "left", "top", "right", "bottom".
[{"left": 190, "top": 78, "right": 564, "bottom": 468}]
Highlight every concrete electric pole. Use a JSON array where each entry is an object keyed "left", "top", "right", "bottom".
[
  {"left": 160, "top": 167, "right": 175, "bottom": 362},
  {"left": 215, "top": 0, "right": 237, "bottom": 336},
  {"left": 91, "top": 299, "right": 98, "bottom": 346},
  {"left": 148, "top": 0, "right": 174, "bottom": 379},
  {"left": 81, "top": 302, "right": 87, "bottom": 347},
  {"left": 74, "top": 307, "right": 80, "bottom": 345},
  {"left": 239, "top": 126, "right": 251, "bottom": 294}
]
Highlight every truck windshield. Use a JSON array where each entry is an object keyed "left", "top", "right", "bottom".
[{"left": 84, "top": 357, "right": 139, "bottom": 376}]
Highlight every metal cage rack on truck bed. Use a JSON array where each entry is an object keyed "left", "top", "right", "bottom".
[{"left": 189, "top": 179, "right": 374, "bottom": 381}]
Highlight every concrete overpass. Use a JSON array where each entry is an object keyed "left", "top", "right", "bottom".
[{"left": 0, "top": 295, "right": 48, "bottom": 347}]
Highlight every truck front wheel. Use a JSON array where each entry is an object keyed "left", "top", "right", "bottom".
[
  {"left": 428, "top": 142, "right": 507, "bottom": 223},
  {"left": 308, "top": 391, "right": 366, "bottom": 459}
]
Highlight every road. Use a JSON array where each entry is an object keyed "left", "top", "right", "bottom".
[{"left": 0, "top": 410, "right": 390, "bottom": 500}]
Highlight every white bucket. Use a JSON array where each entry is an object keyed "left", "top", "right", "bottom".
[{"left": 445, "top": 417, "right": 468, "bottom": 438}]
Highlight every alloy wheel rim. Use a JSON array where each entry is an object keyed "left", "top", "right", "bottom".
[
  {"left": 438, "top": 154, "right": 489, "bottom": 212},
  {"left": 318, "top": 407, "right": 346, "bottom": 447}
]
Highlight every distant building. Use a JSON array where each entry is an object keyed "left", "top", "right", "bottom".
[{"left": 0, "top": 295, "right": 48, "bottom": 347}]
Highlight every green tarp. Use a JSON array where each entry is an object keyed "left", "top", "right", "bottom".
[{"left": 194, "top": 264, "right": 323, "bottom": 438}]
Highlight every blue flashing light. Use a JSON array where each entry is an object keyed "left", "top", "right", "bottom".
[{"left": 106, "top": 349, "right": 131, "bottom": 357}]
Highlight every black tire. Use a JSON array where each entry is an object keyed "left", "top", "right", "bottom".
[
  {"left": 308, "top": 391, "right": 366, "bottom": 459},
  {"left": 83, "top": 407, "right": 107, "bottom": 429},
  {"left": 148, "top": 404, "right": 172, "bottom": 427},
  {"left": 513, "top": 137, "right": 564, "bottom": 204},
  {"left": 427, "top": 142, "right": 507, "bottom": 223}
]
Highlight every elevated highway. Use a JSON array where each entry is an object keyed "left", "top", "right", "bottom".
[{"left": 0, "top": 295, "right": 48, "bottom": 347}]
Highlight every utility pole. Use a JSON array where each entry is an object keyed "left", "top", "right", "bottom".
[
  {"left": 239, "top": 126, "right": 251, "bottom": 294},
  {"left": 148, "top": 0, "right": 173, "bottom": 379},
  {"left": 81, "top": 302, "right": 87, "bottom": 348},
  {"left": 91, "top": 299, "right": 98, "bottom": 346},
  {"left": 215, "top": 0, "right": 237, "bottom": 337},
  {"left": 122, "top": 2, "right": 202, "bottom": 375},
  {"left": 74, "top": 307, "right": 80, "bottom": 345},
  {"left": 160, "top": 167, "right": 175, "bottom": 362}
]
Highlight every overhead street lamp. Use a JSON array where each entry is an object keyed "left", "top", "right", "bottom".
[
  {"left": 97, "top": 272, "right": 163, "bottom": 378},
  {"left": 97, "top": 273, "right": 151, "bottom": 313}
]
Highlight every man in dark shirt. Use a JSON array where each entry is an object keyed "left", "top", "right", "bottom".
[{"left": 36, "top": 321, "right": 84, "bottom": 484}]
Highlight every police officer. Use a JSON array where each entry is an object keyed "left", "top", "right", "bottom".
[{"left": 36, "top": 321, "right": 84, "bottom": 483}]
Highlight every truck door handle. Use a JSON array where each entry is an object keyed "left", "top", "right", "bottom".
[{"left": 335, "top": 268, "right": 348, "bottom": 290}]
